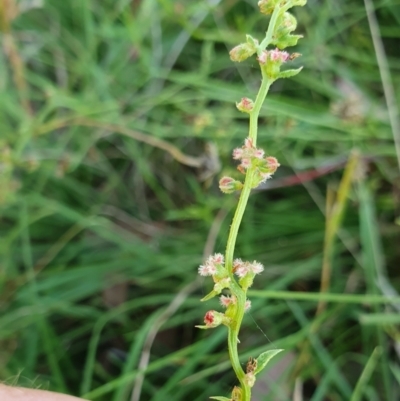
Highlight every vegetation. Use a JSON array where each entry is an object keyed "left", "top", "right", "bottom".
[{"left": 1, "top": 0, "right": 399, "bottom": 400}]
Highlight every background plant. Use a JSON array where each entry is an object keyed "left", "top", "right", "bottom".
[{"left": 0, "top": 0, "right": 400, "bottom": 401}]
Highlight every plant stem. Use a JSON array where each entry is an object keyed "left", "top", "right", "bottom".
[
  {"left": 224, "top": 71, "right": 272, "bottom": 400},
  {"left": 249, "top": 74, "right": 272, "bottom": 146},
  {"left": 225, "top": 171, "right": 253, "bottom": 400},
  {"left": 259, "top": 6, "right": 281, "bottom": 52}
]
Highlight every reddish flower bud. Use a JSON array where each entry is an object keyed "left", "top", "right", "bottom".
[
  {"left": 239, "top": 158, "right": 251, "bottom": 170},
  {"left": 210, "top": 253, "right": 224, "bottom": 265},
  {"left": 220, "top": 294, "right": 237, "bottom": 308},
  {"left": 257, "top": 50, "right": 268, "bottom": 65},
  {"left": 203, "top": 310, "right": 230, "bottom": 328},
  {"left": 244, "top": 137, "right": 254, "bottom": 148},
  {"left": 204, "top": 311, "right": 215, "bottom": 325},
  {"left": 265, "top": 156, "right": 280, "bottom": 173},
  {"left": 233, "top": 258, "right": 244, "bottom": 270},
  {"left": 232, "top": 148, "right": 244, "bottom": 160},
  {"left": 254, "top": 149, "right": 265, "bottom": 159},
  {"left": 236, "top": 97, "right": 254, "bottom": 113},
  {"left": 219, "top": 176, "right": 243, "bottom": 194},
  {"left": 269, "top": 48, "right": 289, "bottom": 63}
]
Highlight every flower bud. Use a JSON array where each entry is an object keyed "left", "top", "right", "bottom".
[
  {"left": 258, "top": 0, "right": 279, "bottom": 15},
  {"left": 236, "top": 97, "right": 254, "bottom": 113},
  {"left": 265, "top": 156, "right": 280, "bottom": 173},
  {"left": 229, "top": 43, "right": 257, "bottom": 62},
  {"left": 219, "top": 176, "right": 243, "bottom": 194},
  {"left": 269, "top": 48, "right": 289, "bottom": 63},
  {"left": 244, "top": 137, "right": 254, "bottom": 149},
  {"left": 220, "top": 294, "right": 236, "bottom": 308},
  {"left": 257, "top": 51, "right": 268, "bottom": 65},
  {"left": 232, "top": 148, "right": 244, "bottom": 160},
  {"left": 254, "top": 149, "right": 265, "bottom": 159},
  {"left": 196, "top": 310, "right": 231, "bottom": 329},
  {"left": 239, "top": 158, "right": 251, "bottom": 171},
  {"left": 259, "top": 49, "right": 290, "bottom": 80},
  {"left": 231, "top": 386, "right": 242, "bottom": 401}
]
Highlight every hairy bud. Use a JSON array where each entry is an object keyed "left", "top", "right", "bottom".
[
  {"left": 236, "top": 97, "right": 254, "bottom": 113},
  {"left": 229, "top": 42, "right": 256, "bottom": 62},
  {"left": 219, "top": 176, "right": 243, "bottom": 194}
]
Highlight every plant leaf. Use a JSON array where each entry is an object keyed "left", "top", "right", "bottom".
[
  {"left": 277, "top": 67, "right": 303, "bottom": 79},
  {"left": 201, "top": 290, "right": 218, "bottom": 302},
  {"left": 210, "top": 397, "right": 231, "bottom": 401},
  {"left": 195, "top": 325, "right": 212, "bottom": 330},
  {"left": 254, "top": 349, "right": 284, "bottom": 375}
]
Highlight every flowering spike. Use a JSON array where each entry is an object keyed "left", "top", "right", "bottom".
[{"left": 198, "top": 0, "right": 306, "bottom": 397}]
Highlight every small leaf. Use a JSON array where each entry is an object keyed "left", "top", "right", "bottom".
[
  {"left": 195, "top": 325, "right": 212, "bottom": 330},
  {"left": 273, "top": 34, "right": 303, "bottom": 49},
  {"left": 254, "top": 349, "right": 284, "bottom": 375},
  {"left": 210, "top": 397, "right": 231, "bottom": 401},
  {"left": 201, "top": 290, "right": 218, "bottom": 302},
  {"left": 277, "top": 67, "right": 303, "bottom": 79}
]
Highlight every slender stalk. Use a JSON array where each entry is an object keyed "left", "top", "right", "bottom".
[
  {"left": 259, "top": 5, "right": 281, "bottom": 52},
  {"left": 225, "top": 171, "right": 253, "bottom": 399},
  {"left": 249, "top": 74, "right": 272, "bottom": 145}
]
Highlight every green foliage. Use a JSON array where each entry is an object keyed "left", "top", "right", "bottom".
[
  {"left": 254, "top": 349, "right": 284, "bottom": 375},
  {"left": 0, "top": 0, "right": 399, "bottom": 400}
]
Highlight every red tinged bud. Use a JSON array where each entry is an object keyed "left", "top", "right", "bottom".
[
  {"left": 265, "top": 156, "right": 280, "bottom": 173},
  {"left": 236, "top": 97, "right": 254, "bottom": 113},
  {"left": 196, "top": 310, "right": 231, "bottom": 329},
  {"left": 219, "top": 177, "right": 243, "bottom": 194}
]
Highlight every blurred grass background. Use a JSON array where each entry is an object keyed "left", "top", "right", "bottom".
[{"left": 1, "top": 0, "right": 400, "bottom": 400}]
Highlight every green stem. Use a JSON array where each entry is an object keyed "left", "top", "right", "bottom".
[
  {"left": 224, "top": 71, "right": 272, "bottom": 400},
  {"left": 249, "top": 74, "right": 272, "bottom": 146},
  {"left": 225, "top": 171, "right": 254, "bottom": 400},
  {"left": 259, "top": 6, "right": 281, "bottom": 52}
]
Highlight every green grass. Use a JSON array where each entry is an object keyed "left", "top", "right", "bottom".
[{"left": 1, "top": 0, "right": 400, "bottom": 400}]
